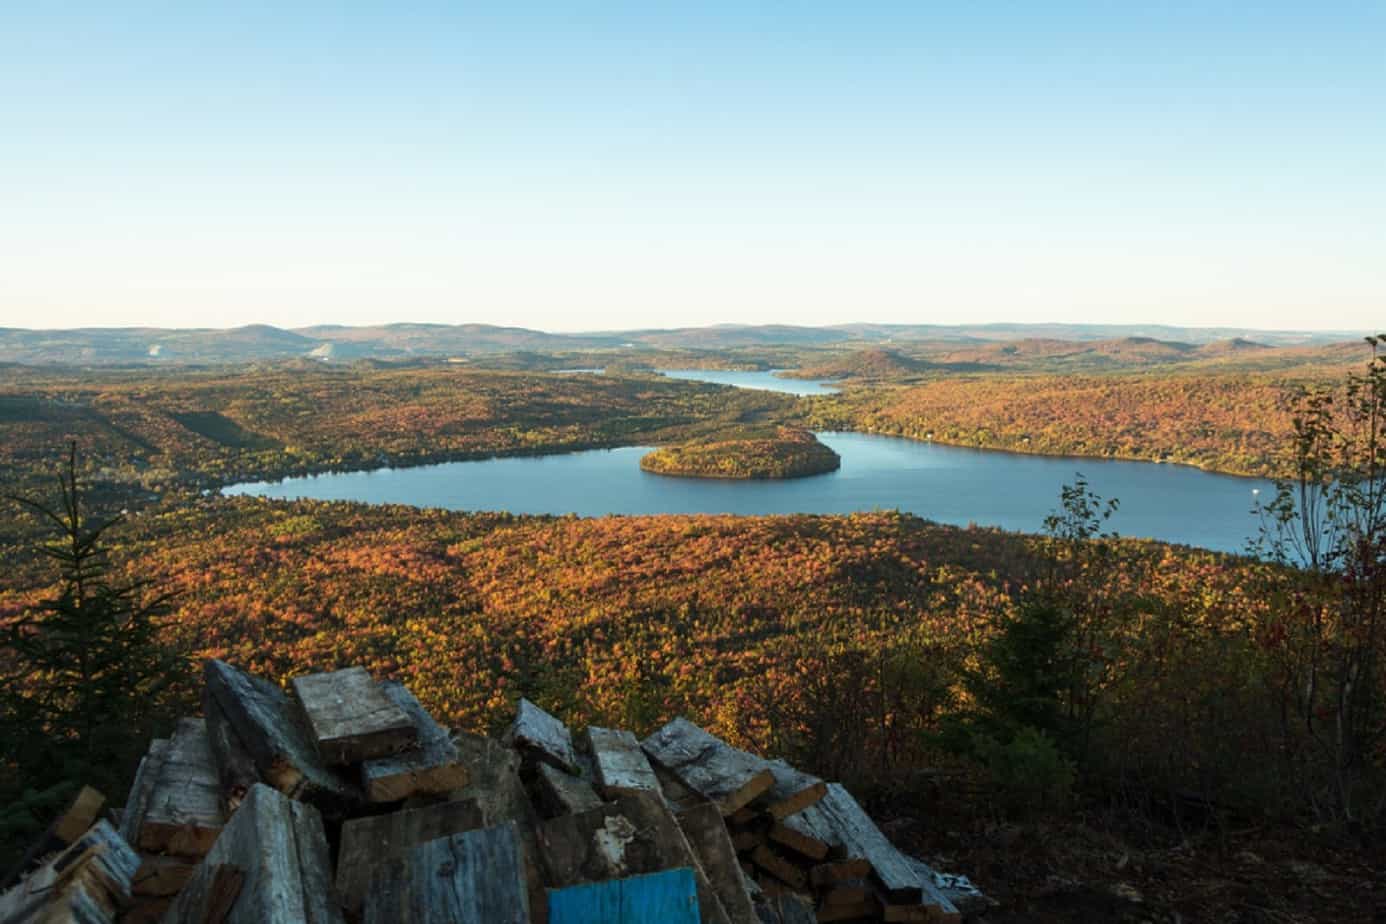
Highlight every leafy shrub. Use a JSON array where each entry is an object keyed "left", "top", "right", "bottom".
[{"left": 973, "top": 725, "right": 1076, "bottom": 815}]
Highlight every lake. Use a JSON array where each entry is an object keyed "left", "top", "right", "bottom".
[
  {"left": 660, "top": 369, "right": 840, "bottom": 395},
  {"left": 224, "top": 430, "right": 1276, "bottom": 554}
]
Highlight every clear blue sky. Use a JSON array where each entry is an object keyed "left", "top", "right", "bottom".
[{"left": 1, "top": 2, "right": 1381, "bottom": 331}]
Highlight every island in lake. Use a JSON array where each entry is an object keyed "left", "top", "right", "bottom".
[{"left": 640, "top": 427, "right": 841, "bottom": 480}]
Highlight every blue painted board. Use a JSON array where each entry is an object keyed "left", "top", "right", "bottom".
[{"left": 548, "top": 867, "right": 700, "bottom": 924}]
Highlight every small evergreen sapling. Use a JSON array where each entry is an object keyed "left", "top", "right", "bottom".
[{"left": 0, "top": 446, "right": 185, "bottom": 867}]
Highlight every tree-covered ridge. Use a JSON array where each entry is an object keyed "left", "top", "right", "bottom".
[
  {"left": 0, "top": 364, "right": 803, "bottom": 493},
  {"left": 0, "top": 339, "right": 1373, "bottom": 496},
  {"left": 810, "top": 372, "right": 1303, "bottom": 477},
  {"left": 0, "top": 496, "right": 1293, "bottom": 807},
  {"left": 640, "top": 427, "right": 840, "bottom": 480}
]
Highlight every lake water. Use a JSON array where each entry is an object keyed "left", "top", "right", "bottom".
[
  {"left": 224, "top": 431, "right": 1276, "bottom": 554},
  {"left": 660, "top": 369, "right": 840, "bottom": 395}
]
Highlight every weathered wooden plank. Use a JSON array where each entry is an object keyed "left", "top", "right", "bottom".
[
  {"left": 362, "top": 822, "right": 531, "bottom": 924},
  {"left": 0, "top": 820, "right": 138, "bottom": 924},
  {"left": 821, "top": 881, "right": 871, "bottom": 906},
  {"left": 360, "top": 681, "right": 470, "bottom": 802},
  {"left": 202, "top": 659, "right": 361, "bottom": 812},
  {"left": 536, "top": 792, "right": 732, "bottom": 924},
  {"left": 0, "top": 784, "right": 107, "bottom": 889},
  {"left": 448, "top": 732, "right": 531, "bottom": 822},
  {"left": 768, "top": 822, "right": 829, "bottom": 862},
  {"left": 131, "top": 854, "right": 195, "bottom": 896},
  {"left": 749, "top": 845, "right": 807, "bottom": 891},
  {"left": 55, "top": 786, "right": 106, "bottom": 847},
  {"left": 534, "top": 762, "right": 604, "bottom": 818},
  {"left": 584, "top": 727, "right": 663, "bottom": 800},
  {"left": 807, "top": 859, "right": 872, "bottom": 888},
  {"left": 883, "top": 893, "right": 963, "bottom": 924},
  {"left": 678, "top": 802, "right": 760, "bottom": 924},
  {"left": 203, "top": 686, "right": 261, "bottom": 816},
  {"left": 119, "top": 739, "right": 169, "bottom": 848},
  {"left": 335, "top": 797, "right": 485, "bottom": 916},
  {"left": 778, "top": 805, "right": 840, "bottom": 862},
  {"left": 504, "top": 698, "right": 580, "bottom": 774},
  {"left": 764, "top": 892, "right": 817, "bottom": 924},
  {"left": 138, "top": 718, "right": 223, "bottom": 857},
  {"left": 760, "top": 760, "right": 827, "bottom": 821},
  {"left": 548, "top": 868, "right": 701, "bottom": 924},
  {"left": 161, "top": 783, "right": 343, "bottom": 924},
  {"left": 447, "top": 731, "right": 549, "bottom": 924},
  {"left": 819, "top": 895, "right": 881, "bottom": 922},
  {"left": 731, "top": 830, "right": 763, "bottom": 853},
  {"left": 121, "top": 896, "right": 173, "bottom": 923},
  {"left": 728, "top": 806, "right": 762, "bottom": 827},
  {"left": 787, "top": 784, "right": 920, "bottom": 903},
  {"left": 641, "top": 719, "right": 775, "bottom": 816},
  {"left": 655, "top": 762, "right": 709, "bottom": 811},
  {"left": 290, "top": 667, "right": 417, "bottom": 765}
]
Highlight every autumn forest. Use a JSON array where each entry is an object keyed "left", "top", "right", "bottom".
[{"left": 2, "top": 331, "right": 1384, "bottom": 921}]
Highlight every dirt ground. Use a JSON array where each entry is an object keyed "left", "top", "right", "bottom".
[{"left": 875, "top": 789, "right": 1385, "bottom": 923}]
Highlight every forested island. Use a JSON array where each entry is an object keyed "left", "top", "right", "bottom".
[{"left": 639, "top": 427, "right": 840, "bottom": 479}]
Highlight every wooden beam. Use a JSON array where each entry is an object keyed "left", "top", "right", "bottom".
[
  {"left": 548, "top": 868, "right": 700, "bottom": 924},
  {"left": 121, "top": 897, "right": 173, "bottom": 924},
  {"left": 362, "top": 821, "right": 532, "bottom": 924},
  {"left": 534, "top": 762, "right": 604, "bottom": 818},
  {"left": 760, "top": 760, "right": 827, "bottom": 821},
  {"left": 820, "top": 881, "right": 871, "bottom": 906},
  {"left": 765, "top": 892, "right": 818, "bottom": 924},
  {"left": 536, "top": 792, "right": 732, "bottom": 924},
  {"left": 504, "top": 698, "right": 580, "bottom": 774},
  {"left": 361, "top": 681, "right": 470, "bottom": 802},
  {"left": 0, "top": 784, "right": 106, "bottom": 889},
  {"left": 119, "top": 738, "right": 169, "bottom": 848},
  {"left": 818, "top": 896, "right": 881, "bottom": 922},
  {"left": 787, "top": 784, "right": 921, "bottom": 904},
  {"left": 641, "top": 719, "right": 775, "bottom": 816},
  {"left": 203, "top": 685, "right": 261, "bottom": 816},
  {"left": 654, "top": 762, "right": 708, "bottom": 811},
  {"left": 768, "top": 823, "right": 829, "bottom": 862},
  {"left": 730, "top": 830, "right": 763, "bottom": 853},
  {"left": 202, "top": 659, "right": 361, "bottom": 812},
  {"left": 447, "top": 731, "right": 549, "bottom": 924},
  {"left": 808, "top": 859, "right": 872, "bottom": 888},
  {"left": 131, "top": 854, "right": 196, "bottom": 897},
  {"left": 727, "top": 806, "right": 761, "bottom": 827},
  {"left": 749, "top": 844, "right": 807, "bottom": 891},
  {"left": 161, "top": 783, "right": 342, "bottom": 924},
  {"left": 136, "top": 717, "right": 224, "bottom": 857},
  {"left": 335, "top": 797, "right": 485, "bottom": 917},
  {"left": 583, "top": 727, "right": 662, "bottom": 800},
  {"left": 290, "top": 667, "right": 417, "bottom": 765},
  {"left": 677, "top": 802, "right": 760, "bottom": 924},
  {"left": 0, "top": 820, "right": 139, "bottom": 924}
]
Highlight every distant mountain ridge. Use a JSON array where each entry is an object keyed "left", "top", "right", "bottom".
[{"left": 0, "top": 321, "right": 1364, "bottom": 365}]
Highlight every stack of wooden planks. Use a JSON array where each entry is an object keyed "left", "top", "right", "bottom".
[
  {"left": 641, "top": 718, "right": 964, "bottom": 923},
  {"left": 0, "top": 660, "right": 985, "bottom": 924},
  {"left": 118, "top": 718, "right": 225, "bottom": 923}
]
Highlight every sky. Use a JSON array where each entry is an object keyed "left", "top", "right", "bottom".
[{"left": 1, "top": 2, "right": 1382, "bottom": 332}]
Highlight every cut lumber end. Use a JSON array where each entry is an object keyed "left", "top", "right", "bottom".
[
  {"left": 506, "top": 698, "right": 579, "bottom": 774},
  {"left": 291, "top": 666, "right": 418, "bottom": 765},
  {"left": 583, "top": 727, "right": 662, "bottom": 800},
  {"left": 361, "top": 681, "right": 470, "bottom": 803}
]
